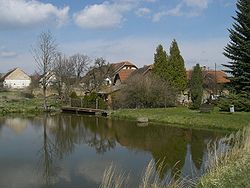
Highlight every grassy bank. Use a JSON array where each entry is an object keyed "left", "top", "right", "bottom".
[
  {"left": 111, "top": 107, "right": 250, "bottom": 131},
  {"left": 0, "top": 91, "right": 60, "bottom": 116},
  {"left": 198, "top": 128, "right": 250, "bottom": 188}
]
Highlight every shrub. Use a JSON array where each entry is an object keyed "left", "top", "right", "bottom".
[
  {"left": 69, "top": 91, "right": 78, "bottom": 98},
  {"left": 113, "top": 74, "right": 177, "bottom": 109},
  {"left": 83, "top": 92, "right": 107, "bottom": 109},
  {"left": 218, "top": 92, "right": 250, "bottom": 112}
]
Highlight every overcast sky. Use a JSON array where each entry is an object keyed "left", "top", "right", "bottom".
[{"left": 0, "top": 0, "right": 236, "bottom": 74}]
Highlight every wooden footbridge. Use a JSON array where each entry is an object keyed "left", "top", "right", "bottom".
[
  {"left": 61, "top": 98, "right": 109, "bottom": 116},
  {"left": 61, "top": 106, "right": 108, "bottom": 116}
]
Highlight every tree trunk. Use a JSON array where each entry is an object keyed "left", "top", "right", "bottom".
[{"left": 43, "top": 86, "right": 48, "bottom": 111}]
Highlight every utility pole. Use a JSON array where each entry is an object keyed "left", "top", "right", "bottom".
[{"left": 214, "top": 63, "right": 218, "bottom": 96}]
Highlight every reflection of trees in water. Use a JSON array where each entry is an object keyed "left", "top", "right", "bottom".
[
  {"left": 49, "top": 115, "right": 116, "bottom": 155},
  {"left": 83, "top": 117, "right": 116, "bottom": 154},
  {"left": 36, "top": 114, "right": 117, "bottom": 185},
  {"left": 37, "top": 114, "right": 59, "bottom": 185},
  {"left": 34, "top": 114, "right": 224, "bottom": 185}
]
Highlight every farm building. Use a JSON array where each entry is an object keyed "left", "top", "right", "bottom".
[{"left": 0, "top": 68, "right": 31, "bottom": 89}]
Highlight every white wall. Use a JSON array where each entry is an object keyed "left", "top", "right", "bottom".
[{"left": 3, "top": 79, "right": 31, "bottom": 89}]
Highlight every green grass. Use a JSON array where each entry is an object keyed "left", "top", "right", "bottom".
[
  {"left": 111, "top": 107, "right": 250, "bottom": 131},
  {"left": 0, "top": 91, "right": 60, "bottom": 116}
]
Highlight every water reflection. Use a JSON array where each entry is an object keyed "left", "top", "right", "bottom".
[
  {"left": 37, "top": 114, "right": 58, "bottom": 185},
  {"left": 0, "top": 115, "right": 226, "bottom": 188}
]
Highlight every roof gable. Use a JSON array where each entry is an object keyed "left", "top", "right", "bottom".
[
  {"left": 2, "top": 68, "right": 31, "bottom": 81},
  {"left": 111, "top": 61, "right": 137, "bottom": 75}
]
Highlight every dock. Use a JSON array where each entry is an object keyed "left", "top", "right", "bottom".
[{"left": 61, "top": 106, "right": 108, "bottom": 116}]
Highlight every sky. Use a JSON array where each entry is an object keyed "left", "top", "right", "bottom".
[{"left": 0, "top": 0, "right": 237, "bottom": 74}]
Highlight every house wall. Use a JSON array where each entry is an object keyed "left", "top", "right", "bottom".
[{"left": 3, "top": 79, "right": 31, "bottom": 89}]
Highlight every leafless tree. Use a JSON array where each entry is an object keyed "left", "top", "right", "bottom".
[
  {"left": 83, "top": 57, "right": 113, "bottom": 92},
  {"left": 53, "top": 53, "right": 75, "bottom": 99},
  {"left": 69, "top": 53, "right": 90, "bottom": 84},
  {"left": 32, "top": 31, "right": 58, "bottom": 110}
]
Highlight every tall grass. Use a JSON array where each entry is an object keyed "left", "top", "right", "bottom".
[
  {"left": 198, "top": 127, "right": 250, "bottom": 187},
  {"left": 100, "top": 128, "right": 250, "bottom": 188},
  {"left": 99, "top": 164, "right": 129, "bottom": 188},
  {"left": 99, "top": 160, "right": 192, "bottom": 188}
]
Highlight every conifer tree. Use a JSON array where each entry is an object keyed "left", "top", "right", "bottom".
[
  {"left": 169, "top": 39, "right": 187, "bottom": 91},
  {"left": 223, "top": 0, "right": 250, "bottom": 92},
  {"left": 190, "top": 64, "right": 203, "bottom": 109},
  {"left": 153, "top": 44, "right": 169, "bottom": 80}
]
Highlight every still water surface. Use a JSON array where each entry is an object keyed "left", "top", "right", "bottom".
[{"left": 0, "top": 114, "right": 226, "bottom": 188}]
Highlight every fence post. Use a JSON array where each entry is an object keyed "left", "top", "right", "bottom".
[{"left": 81, "top": 98, "right": 83, "bottom": 108}]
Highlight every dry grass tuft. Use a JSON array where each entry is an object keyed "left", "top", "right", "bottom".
[
  {"left": 198, "top": 127, "right": 250, "bottom": 187},
  {"left": 100, "top": 159, "right": 193, "bottom": 188}
]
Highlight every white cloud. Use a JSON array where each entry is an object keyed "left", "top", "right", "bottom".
[
  {"left": 74, "top": 1, "right": 135, "bottom": 29},
  {"left": 152, "top": 0, "right": 210, "bottom": 21},
  {"left": 136, "top": 7, "right": 151, "bottom": 17},
  {"left": 0, "top": 46, "right": 17, "bottom": 58},
  {"left": 152, "top": 3, "right": 183, "bottom": 22},
  {"left": 143, "top": 0, "right": 157, "bottom": 2},
  {"left": 183, "top": 0, "right": 209, "bottom": 9},
  {"left": 0, "top": 0, "right": 69, "bottom": 29}
]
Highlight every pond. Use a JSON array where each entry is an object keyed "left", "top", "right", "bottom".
[{"left": 0, "top": 114, "right": 226, "bottom": 188}]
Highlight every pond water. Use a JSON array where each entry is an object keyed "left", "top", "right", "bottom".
[{"left": 0, "top": 114, "right": 226, "bottom": 188}]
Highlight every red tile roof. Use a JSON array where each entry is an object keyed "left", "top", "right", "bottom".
[
  {"left": 118, "top": 69, "right": 136, "bottom": 82},
  {"left": 187, "top": 70, "right": 230, "bottom": 84}
]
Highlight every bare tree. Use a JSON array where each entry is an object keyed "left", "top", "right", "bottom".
[
  {"left": 69, "top": 53, "right": 90, "bottom": 84},
  {"left": 53, "top": 53, "right": 75, "bottom": 99},
  {"left": 83, "top": 58, "right": 113, "bottom": 92},
  {"left": 32, "top": 31, "right": 57, "bottom": 110}
]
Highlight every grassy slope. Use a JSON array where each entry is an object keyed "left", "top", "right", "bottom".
[
  {"left": 111, "top": 107, "right": 250, "bottom": 131},
  {"left": 0, "top": 91, "right": 59, "bottom": 116}
]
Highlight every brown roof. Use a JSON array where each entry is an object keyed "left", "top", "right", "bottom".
[
  {"left": 111, "top": 61, "right": 137, "bottom": 75},
  {"left": 131, "top": 64, "right": 153, "bottom": 76},
  {"left": 187, "top": 70, "right": 230, "bottom": 84}
]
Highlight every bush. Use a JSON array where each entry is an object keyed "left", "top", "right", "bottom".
[
  {"left": 83, "top": 92, "right": 107, "bottom": 109},
  {"left": 113, "top": 74, "right": 177, "bottom": 109},
  {"left": 70, "top": 91, "right": 78, "bottom": 98},
  {"left": 218, "top": 92, "right": 250, "bottom": 112}
]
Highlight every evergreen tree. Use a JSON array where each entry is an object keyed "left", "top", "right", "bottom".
[
  {"left": 223, "top": 0, "right": 250, "bottom": 93},
  {"left": 153, "top": 44, "right": 169, "bottom": 80},
  {"left": 169, "top": 39, "right": 187, "bottom": 91},
  {"left": 190, "top": 64, "right": 203, "bottom": 109}
]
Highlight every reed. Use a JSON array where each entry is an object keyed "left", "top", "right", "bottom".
[
  {"left": 100, "top": 160, "right": 191, "bottom": 188},
  {"left": 198, "top": 127, "right": 250, "bottom": 187}
]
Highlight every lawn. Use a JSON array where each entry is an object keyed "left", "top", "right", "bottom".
[{"left": 111, "top": 107, "right": 250, "bottom": 131}]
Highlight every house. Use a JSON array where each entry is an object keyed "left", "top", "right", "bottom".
[
  {"left": 111, "top": 61, "right": 138, "bottom": 85},
  {"left": 187, "top": 68, "right": 230, "bottom": 101},
  {"left": 0, "top": 68, "right": 31, "bottom": 89},
  {"left": 130, "top": 64, "right": 153, "bottom": 77},
  {"left": 39, "top": 71, "right": 57, "bottom": 88}
]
